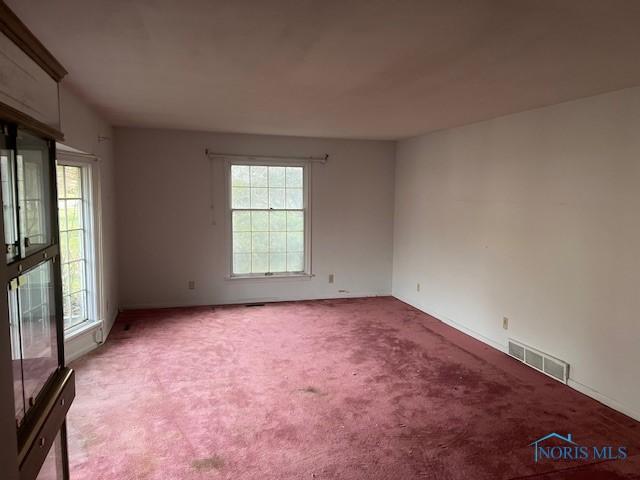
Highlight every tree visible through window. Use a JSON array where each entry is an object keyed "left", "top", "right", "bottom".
[
  {"left": 230, "top": 164, "right": 306, "bottom": 276},
  {"left": 56, "top": 165, "right": 88, "bottom": 329}
]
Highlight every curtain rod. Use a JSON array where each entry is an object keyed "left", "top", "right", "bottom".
[{"left": 205, "top": 149, "right": 329, "bottom": 164}]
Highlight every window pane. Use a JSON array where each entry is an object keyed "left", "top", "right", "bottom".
[
  {"left": 66, "top": 199, "right": 83, "bottom": 229},
  {"left": 68, "top": 290, "right": 87, "bottom": 327},
  {"left": 251, "top": 211, "right": 269, "bottom": 231},
  {"left": 269, "top": 188, "right": 285, "bottom": 209},
  {"left": 56, "top": 165, "right": 65, "bottom": 199},
  {"left": 287, "top": 211, "right": 304, "bottom": 231},
  {"left": 68, "top": 260, "right": 85, "bottom": 293},
  {"left": 233, "top": 253, "right": 251, "bottom": 274},
  {"left": 269, "top": 253, "right": 286, "bottom": 272},
  {"left": 232, "top": 211, "right": 251, "bottom": 231},
  {"left": 285, "top": 188, "right": 303, "bottom": 209},
  {"left": 61, "top": 263, "right": 70, "bottom": 296},
  {"left": 64, "top": 166, "right": 82, "bottom": 198},
  {"left": 268, "top": 166, "right": 286, "bottom": 187},
  {"left": 286, "top": 167, "right": 303, "bottom": 188},
  {"left": 231, "top": 165, "right": 250, "bottom": 187},
  {"left": 233, "top": 232, "right": 251, "bottom": 253},
  {"left": 250, "top": 187, "right": 268, "bottom": 209},
  {"left": 269, "top": 232, "right": 286, "bottom": 252},
  {"left": 252, "top": 232, "right": 269, "bottom": 253},
  {"left": 269, "top": 211, "right": 286, "bottom": 231},
  {"left": 57, "top": 200, "right": 67, "bottom": 231},
  {"left": 252, "top": 252, "right": 269, "bottom": 273},
  {"left": 250, "top": 166, "right": 268, "bottom": 187},
  {"left": 231, "top": 187, "right": 250, "bottom": 208},
  {"left": 286, "top": 231, "right": 304, "bottom": 252},
  {"left": 287, "top": 252, "right": 304, "bottom": 271},
  {"left": 67, "top": 230, "right": 84, "bottom": 261}
]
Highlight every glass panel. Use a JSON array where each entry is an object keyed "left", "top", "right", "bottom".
[
  {"left": 287, "top": 252, "right": 304, "bottom": 271},
  {"left": 250, "top": 187, "right": 268, "bottom": 209},
  {"left": 1, "top": 148, "right": 19, "bottom": 262},
  {"left": 12, "top": 260, "right": 58, "bottom": 416},
  {"left": 17, "top": 129, "right": 52, "bottom": 256},
  {"left": 8, "top": 285, "right": 24, "bottom": 424},
  {"left": 232, "top": 211, "right": 251, "bottom": 231},
  {"left": 286, "top": 231, "right": 304, "bottom": 252},
  {"left": 287, "top": 211, "right": 304, "bottom": 231},
  {"left": 269, "top": 232, "right": 286, "bottom": 252},
  {"left": 251, "top": 211, "right": 269, "bottom": 231},
  {"left": 268, "top": 166, "right": 286, "bottom": 187},
  {"left": 231, "top": 187, "right": 250, "bottom": 208},
  {"left": 285, "top": 188, "right": 303, "bottom": 209},
  {"left": 64, "top": 165, "right": 82, "bottom": 198},
  {"left": 232, "top": 232, "right": 251, "bottom": 253},
  {"left": 269, "top": 211, "right": 287, "bottom": 231},
  {"left": 268, "top": 188, "right": 285, "bottom": 209},
  {"left": 250, "top": 166, "right": 268, "bottom": 187},
  {"left": 269, "top": 253, "right": 287, "bottom": 272},
  {"left": 251, "top": 252, "right": 268, "bottom": 273},
  {"left": 251, "top": 232, "right": 269, "bottom": 253},
  {"left": 285, "top": 167, "right": 303, "bottom": 188},
  {"left": 65, "top": 199, "right": 83, "bottom": 229},
  {"left": 231, "top": 165, "right": 250, "bottom": 187},
  {"left": 233, "top": 253, "right": 251, "bottom": 274},
  {"left": 35, "top": 431, "right": 64, "bottom": 480}
]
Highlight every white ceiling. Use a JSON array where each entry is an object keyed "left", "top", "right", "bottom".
[{"left": 8, "top": 0, "right": 640, "bottom": 140}]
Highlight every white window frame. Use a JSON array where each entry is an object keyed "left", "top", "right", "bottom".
[
  {"left": 226, "top": 159, "right": 312, "bottom": 280},
  {"left": 56, "top": 154, "right": 103, "bottom": 339}
]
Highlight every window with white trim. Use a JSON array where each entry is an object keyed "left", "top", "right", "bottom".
[
  {"left": 56, "top": 163, "right": 97, "bottom": 331},
  {"left": 230, "top": 163, "right": 309, "bottom": 277}
]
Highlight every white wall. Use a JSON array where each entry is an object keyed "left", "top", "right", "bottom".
[
  {"left": 393, "top": 86, "right": 640, "bottom": 421},
  {"left": 59, "top": 84, "right": 119, "bottom": 361},
  {"left": 115, "top": 128, "right": 395, "bottom": 308}
]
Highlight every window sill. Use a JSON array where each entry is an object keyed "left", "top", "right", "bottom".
[
  {"left": 226, "top": 273, "right": 314, "bottom": 281},
  {"left": 64, "top": 319, "right": 101, "bottom": 342}
]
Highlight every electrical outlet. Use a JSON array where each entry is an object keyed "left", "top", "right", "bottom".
[
  {"left": 188, "top": 280, "right": 196, "bottom": 290},
  {"left": 329, "top": 273, "right": 334, "bottom": 284},
  {"left": 417, "top": 283, "right": 421, "bottom": 292},
  {"left": 503, "top": 317, "right": 509, "bottom": 330}
]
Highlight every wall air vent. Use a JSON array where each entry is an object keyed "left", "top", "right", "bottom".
[{"left": 507, "top": 339, "right": 569, "bottom": 384}]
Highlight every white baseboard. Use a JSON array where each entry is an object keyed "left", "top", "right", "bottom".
[
  {"left": 393, "top": 294, "right": 640, "bottom": 423},
  {"left": 120, "top": 292, "right": 391, "bottom": 311},
  {"left": 568, "top": 378, "right": 640, "bottom": 422}
]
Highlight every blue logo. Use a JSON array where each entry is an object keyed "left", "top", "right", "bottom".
[{"left": 529, "top": 433, "right": 628, "bottom": 463}]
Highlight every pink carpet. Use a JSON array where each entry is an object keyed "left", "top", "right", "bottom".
[{"left": 67, "top": 297, "right": 640, "bottom": 479}]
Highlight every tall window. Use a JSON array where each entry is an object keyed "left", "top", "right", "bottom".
[
  {"left": 56, "top": 164, "right": 91, "bottom": 330},
  {"left": 230, "top": 164, "right": 308, "bottom": 277}
]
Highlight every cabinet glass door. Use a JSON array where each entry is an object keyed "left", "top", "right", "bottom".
[
  {"left": 16, "top": 128, "right": 52, "bottom": 258},
  {"left": 1, "top": 135, "right": 19, "bottom": 262},
  {"left": 8, "top": 259, "right": 58, "bottom": 426}
]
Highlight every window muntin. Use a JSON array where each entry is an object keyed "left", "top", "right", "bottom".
[
  {"left": 56, "top": 165, "right": 89, "bottom": 330},
  {"left": 230, "top": 164, "right": 306, "bottom": 276}
]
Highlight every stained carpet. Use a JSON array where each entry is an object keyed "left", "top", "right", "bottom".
[{"left": 67, "top": 297, "right": 640, "bottom": 479}]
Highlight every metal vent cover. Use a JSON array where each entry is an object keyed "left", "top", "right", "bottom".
[{"left": 507, "top": 339, "right": 569, "bottom": 384}]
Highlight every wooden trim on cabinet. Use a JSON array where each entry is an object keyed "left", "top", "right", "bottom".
[
  {"left": 0, "top": 1, "right": 67, "bottom": 82},
  {"left": 0, "top": 101, "right": 64, "bottom": 141}
]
